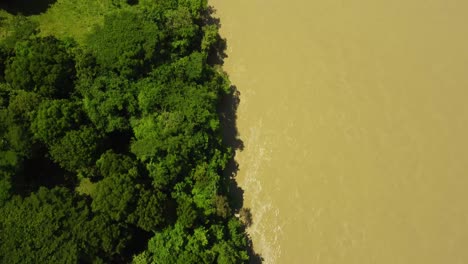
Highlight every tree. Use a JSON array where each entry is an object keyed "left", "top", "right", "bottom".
[
  {"left": 143, "top": 218, "right": 249, "bottom": 264},
  {"left": 212, "top": 241, "right": 247, "bottom": 264},
  {"left": 92, "top": 151, "right": 167, "bottom": 231},
  {"left": 1, "top": 15, "right": 38, "bottom": 49},
  {"left": 0, "top": 171, "right": 12, "bottom": 205},
  {"left": 0, "top": 45, "right": 8, "bottom": 82},
  {"left": 212, "top": 218, "right": 249, "bottom": 264},
  {"left": 164, "top": 6, "right": 198, "bottom": 56},
  {"left": 80, "top": 74, "right": 137, "bottom": 133},
  {"left": 0, "top": 1, "right": 254, "bottom": 262},
  {"left": 127, "top": 188, "right": 167, "bottom": 231},
  {"left": 130, "top": 112, "right": 187, "bottom": 187},
  {"left": 7, "top": 89, "right": 42, "bottom": 123},
  {"left": 0, "top": 109, "right": 20, "bottom": 204},
  {"left": 0, "top": 89, "right": 41, "bottom": 162},
  {"left": 86, "top": 10, "right": 163, "bottom": 78},
  {"left": 4, "top": 36, "right": 75, "bottom": 98},
  {"left": 0, "top": 187, "right": 91, "bottom": 264},
  {"left": 49, "top": 126, "right": 101, "bottom": 174},
  {"left": 31, "top": 99, "right": 83, "bottom": 146},
  {"left": 91, "top": 151, "right": 139, "bottom": 222},
  {"left": 83, "top": 213, "right": 131, "bottom": 259},
  {"left": 146, "top": 224, "right": 187, "bottom": 264},
  {"left": 201, "top": 24, "right": 219, "bottom": 53},
  {"left": 0, "top": 186, "right": 130, "bottom": 263},
  {"left": 191, "top": 162, "right": 221, "bottom": 216},
  {"left": 174, "top": 192, "right": 198, "bottom": 229}
]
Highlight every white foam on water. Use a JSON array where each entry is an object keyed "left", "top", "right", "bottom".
[{"left": 238, "top": 120, "right": 284, "bottom": 264}]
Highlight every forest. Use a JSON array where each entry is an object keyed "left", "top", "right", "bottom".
[{"left": 0, "top": 0, "right": 256, "bottom": 263}]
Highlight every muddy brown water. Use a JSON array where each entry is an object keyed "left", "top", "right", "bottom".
[{"left": 210, "top": 1, "right": 468, "bottom": 263}]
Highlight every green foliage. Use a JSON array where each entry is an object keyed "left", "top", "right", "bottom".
[
  {"left": 92, "top": 173, "right": 137, "bottom": 221},
  {"left": 49, "top": 126, "right": 101, "bottom": 173},
  {"left": 7, "top": 89, "right": 42, "bottom": 123},
  {"left": 164, "top": 6, "right": 198, "bottom": 56},
  {"left": 127, "top": 188, "right": 167, "bottom": 231},
  {"left": 131, "top": 112, "right": 187, "bottom": 187},
  {"left": 1, "top": 15, "right": 38, "bottom": 49},
  {"left": 227, "top": 218, "right": 249, "bottom": 249},
  {"left": 133, "top": 251, "right": 151, "bottom": 264},
  {"left": 0, "top": 107, "right": 35, "bottom": 158},
  {"left": 147, "top": 224, "right": 187, "bottom": 264},
  {"left": 213, "top": 241, "right": 249, "bottom": 264},
  {"left": 96, "top": 150, "right": 138, "bottom": 177},
  {"left": 86, "top": 10, "right": 162, "bottom": 77},
  {"left": 1, "top": 90, "right": 42, "bottom": 157},
  {"left": 144, "top": 219, "right": 248, "bottom": 264},
  {"left": 31, "top": 99, "right": 83, "bottom": 145},
  {"left": 178, "top": 0, "right": 207, "bottom": 19},
  {"left": 0, "top": 187, "right": 90, "bottom": 264},
  {"left": 174, "top": 191, "right": 198, "bottom": 228},
  {"left": 2, "top": 121, "right": 33, "bottom": 158},
  {"left": 4, "top": 36, "right": 75, "bottom": 98},
  {"left": 81, "top": 74, "right": 137, "bottom": 133},
  {"left": 191, "top": 162, "right": 220, "bottom": 216},
  {"left": 0, "top": 186, "right": 132, "bottom": 263},
  {"left": 0, "top": 45, "right": 8, "bottom": 82},
  {"left": 0, "top": 171, "right": 12, "bottom": 204},
  {"left": 92, "top": 151, "right": 139, "bottom": 221},
  {"left": 0, "top": 0, "right": 253, "bottom": 263},
  {"left": 92, "top": 151, "right": 167, "bottom": 231},
  {"left": 34, "top": 0, "right": 120, "bottom": 43},
  {"left": 84, "top": 213, "right": 130, "bottom": 256},
  {"left": 201, "top": 24, "right": 219, "bottom": 52}
]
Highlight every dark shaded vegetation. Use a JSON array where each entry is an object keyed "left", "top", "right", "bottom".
[
  {"left": 202, "top": 6, "right": 228, "bottom": 66},
  {"left": 0, "top": 0, "right": 57, "bottom": 15},
  {"left": 219, "top": 85, "right": 244, "bottom": 211},
  {"left": 0, "top": 0, "right": 261, "bottom": 263}
]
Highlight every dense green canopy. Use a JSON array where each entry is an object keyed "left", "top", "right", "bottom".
[{"left": 0, "top": 0, "right": 253, "bottom": 263}]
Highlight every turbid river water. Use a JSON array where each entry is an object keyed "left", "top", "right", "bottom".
[{"left": 210, "top": 1, "right": 468, "bottom": 263}]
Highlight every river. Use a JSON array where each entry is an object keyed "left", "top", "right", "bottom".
[{"left": 210, "top": 1, "right": 468, "bottom": 263}]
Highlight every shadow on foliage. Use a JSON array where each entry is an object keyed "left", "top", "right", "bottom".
[
  {"left": 203, "top": 6, "right": 221, "bottom": 28},
  {"left": 212, "top": 7, "right": 263, "bottom": 262},
  {"left": 203, "top": 6, "right": 228, "bottom": 66},
  {"left": 126, "top": 0, "right": 139, "bottom": 6},
  {"left": 219, "top": 85, "right": 244, "bottom": 211},
  {"left": 12, "top": 143, "right": 75, "bottom": 197},
  {"left": 0, "top": 0, "right": 57, "bottom": 15}
]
